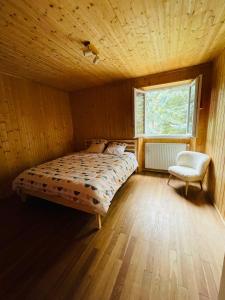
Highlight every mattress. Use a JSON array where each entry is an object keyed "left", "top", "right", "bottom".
[{"left": 13, "top": 152, "right": 138, "bottom": 215}]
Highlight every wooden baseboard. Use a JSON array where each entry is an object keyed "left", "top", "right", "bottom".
[{"left": 214, "top": 203, "right": 225, "bottom": 227}]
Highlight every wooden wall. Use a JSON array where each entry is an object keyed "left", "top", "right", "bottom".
[
  {"left": 70, "top": 63, "right": 212, "bottom": 154},
  {"left": 70, "top": 80, "right": 133, "bottom": 150},
  {"left": 0, "top": 74, "right": 74, "bottom": 198},
  {"left": 206, "top": 49, "right": 225, "bottom": 219}
]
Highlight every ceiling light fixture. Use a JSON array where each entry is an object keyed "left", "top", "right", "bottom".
[
  {"left": 82, "top": 40, "right": 100, "bottom": 64},
  {"left": 83, "top": 49, "right": 93, "bottom": 57}
]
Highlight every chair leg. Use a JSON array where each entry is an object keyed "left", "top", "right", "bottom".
[
  {"left": 199, "top": 181, "right": 203, "bottom": 190},
  {"left": 185, "top": 182, "right": 189, "bottom": 197},
  {"left": 167, "top": 174, "right": 172, "bottom": 185}
]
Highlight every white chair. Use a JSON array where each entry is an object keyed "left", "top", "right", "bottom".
[{"left": 167, "top": 151, "right": 210, "bottom": 196}]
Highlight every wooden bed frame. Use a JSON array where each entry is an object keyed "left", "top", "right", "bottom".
[
  {"left": 18, "top": 139, "right": 138, "bottom": 229},
  {"left": 19, "top": 188, "right": 103, "bottom": 229}
]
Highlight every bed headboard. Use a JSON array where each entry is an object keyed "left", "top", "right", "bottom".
[{"left": 84, "top": 139, "right": 138, "bottom": 157}]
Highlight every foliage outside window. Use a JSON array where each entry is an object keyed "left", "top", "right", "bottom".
[{"left": 134, "top": 78, "right": 200, "bottom": 137}]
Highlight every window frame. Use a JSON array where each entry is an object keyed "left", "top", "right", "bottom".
[
  {"left": 133, "top": 76, "right": 202, "bottom": 138},
  {"left": 134, "top": 88, "right": 146, "bottom": 137}
]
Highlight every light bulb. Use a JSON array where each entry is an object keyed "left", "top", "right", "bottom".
[{"left": 93, "top": 55, "right": 100, "bottom": 64}]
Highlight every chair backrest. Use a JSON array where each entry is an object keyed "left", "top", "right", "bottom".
[{"left": 176, "top": 151, "right": 210, "bottom": 177}]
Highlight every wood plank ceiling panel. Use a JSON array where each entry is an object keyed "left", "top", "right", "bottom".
[{"left": 0, "top": 0, "right": 225, "bottom": 91}]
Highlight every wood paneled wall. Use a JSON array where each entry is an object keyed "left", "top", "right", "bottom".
[
  {"left": 0, "top": 74, "right": 74, "bottom": 198},
  {"left": 70, "top": 80, "right": 133, "bottom": 150},
  {"left": 206, "top": 49, "right": 225, "bottom": 219},
  {"left": 70, "top": 63, "right": 212, "bottom": 154}
]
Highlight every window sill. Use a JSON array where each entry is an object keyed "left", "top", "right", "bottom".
[{"left": 135, "top": 135, "right": 194, "bottom": 139}]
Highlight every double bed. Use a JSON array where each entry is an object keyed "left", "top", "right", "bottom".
[{"left": 13, "top": 139, "right": 138, "bottom": 229}]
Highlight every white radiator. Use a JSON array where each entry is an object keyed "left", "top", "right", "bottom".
[{"left": 145, "top": 143, "right": 187, "bottom": 171}]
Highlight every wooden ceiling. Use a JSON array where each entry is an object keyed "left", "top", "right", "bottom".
[{"left": 0, "top": 0, "right": 225, "bottom": 91}]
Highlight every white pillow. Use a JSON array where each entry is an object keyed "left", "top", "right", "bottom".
[
  {"left": 86, "top": 142, "right": 106, "bottom": 153},
  {"left": 104, "top": 142, "right": 127, "bottom": 155}
]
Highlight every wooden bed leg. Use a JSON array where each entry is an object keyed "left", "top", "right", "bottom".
[{"left": 96, "top": 214, "right": 101, "bottom": 230}]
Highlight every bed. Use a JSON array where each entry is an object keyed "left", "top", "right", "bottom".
[{"left": 12, "top": 139, "right": 138, "bottom": 229}]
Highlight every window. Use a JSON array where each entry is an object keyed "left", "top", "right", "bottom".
[{"left": 134, "top": 77, "right": 201, "bottom": 137}]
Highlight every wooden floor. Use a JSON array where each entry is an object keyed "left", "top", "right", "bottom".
[{"left": 0, "top": 173, "right": 225, "bottom": 300}]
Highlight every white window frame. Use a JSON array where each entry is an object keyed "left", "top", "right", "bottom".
[{"left": 134, "top": 88, "right": 147, "bottom": 137}]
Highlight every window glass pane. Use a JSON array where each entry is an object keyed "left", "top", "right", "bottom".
[
  {"left": 145, "top": 85, "right": 190, "bottom": 135},
  {"left": 135, "top": 92, "right": 145, "bottom": 135}
]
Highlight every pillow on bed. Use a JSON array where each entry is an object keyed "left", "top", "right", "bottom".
[
  {"left": 104, "top": 142, "right": 127, "bottom": 155},
  {"left": 86, "top": 142, "right": 106, "bottom": 153}
]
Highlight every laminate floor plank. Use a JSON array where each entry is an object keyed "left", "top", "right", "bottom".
[{"left": 0, "top": 173, "right": 224, "bottom": 300}]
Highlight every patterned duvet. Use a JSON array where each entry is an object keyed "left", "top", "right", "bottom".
[{"left": 13, "top": 152, "right": 138, "bottom": 215}]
